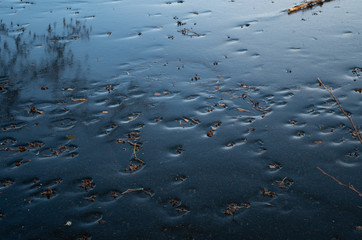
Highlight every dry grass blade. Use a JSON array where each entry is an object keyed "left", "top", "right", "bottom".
[
  {"left": 288, "top": 0, "right": 333, "bottom": 14},
  {"left": 317, "top": 78, "right": 362, "bottom": 144},
  {"left": 317, "top": 167, "right": 362, "bottom": 197},
  {"left": 71, "top": 98, "right": 87, "bottom": 102},
  {"left": 121, "top": 188, "right": 144, "bottom": 195}
]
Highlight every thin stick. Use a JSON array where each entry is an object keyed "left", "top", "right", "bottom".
[
  {"left": 133, "top": 144, "right": 144, "bottom": 163},
  {"left": 318, "top": 78, "right": 362, "bottom": 144},
  {"left": 121, "top": 188, "right": 144, "bottom": 195},
  {"left": 288, "top": 0, "right": 333, "bottom": 14},
  {"left": 317, "top": 167, "right": 362, "bottom": 197}
]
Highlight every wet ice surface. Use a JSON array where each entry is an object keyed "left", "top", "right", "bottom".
[{"left": 0, "top": 0, "right": 362, "bottom": 239}]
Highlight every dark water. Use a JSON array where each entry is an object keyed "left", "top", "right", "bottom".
[{"left": 0, "top": 0, "right": 362, "bottom": 239}]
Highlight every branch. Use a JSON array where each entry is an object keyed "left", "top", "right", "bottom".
[
  {"left": 317, "top": 167, "right": 362, "bottom": 197},
  {"left": 318, "top": 78, "right": 362, "bottom": 144}
]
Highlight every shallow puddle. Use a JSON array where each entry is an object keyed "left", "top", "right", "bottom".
[{"left": 1, "top": 0, "right": 362, "bottom": 239}]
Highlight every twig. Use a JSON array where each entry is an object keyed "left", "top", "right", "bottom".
[
  {"left": 317, "top": 78, "right": 362, "bottom": 144},
  {"left": 248, "top": 97, "right": 270, "bottom": 114},
  {"left": 133, "top": 144, "right": 144, "bottom": 163},
  {"left": 288, "top": 0, "right": 334, "bottom": 14},
  {"left": 121, "top": 188, "right": 144, "bottom": 195},
  {"left": 317, "top": 167, "right": 362, "bottom": 197}
]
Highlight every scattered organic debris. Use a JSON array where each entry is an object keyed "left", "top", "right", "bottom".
[
  {"left": 224, "top": 203, "right": 250, "bottom": 215},
  {"left": 80, "top": 178, "right": 95, "bottom": 192},
  {"left": 240, "top": 23, "right": 250, "bottom": 28},
  {"left": 105, "top": 85, "right": 113, "bottom": 92},
  {"left": 206, "top": 129, "right": 214, "bottom": 137},
  {"left": 352, "top": 67, "right": 361, "bottom": 77},
  {"left": 318, "top": 78, "right": 362, "bottom": 144},
  {"left": 241, "top": 94, "right": 271, "bottom": 115},
  {"left": 0, "top": 179, "right": 14, "bottom": 188},
  {"left": 78, "top": 234, "right": 91, "bottom": 240},
  {"left": 269, "top": 163, "right": 281, "bottom": 169},
  {"left": 45, "top": 145, "right": 73, "bottom": 157},
  {"left": 317, "top": 167, "right": 362, "bottom": 197},
  {"left": 174, "top": 175, "right": 187, "bottom": 182},
  {"left": 169, "top": 198, "right": 181, "bottom": 206},
  {"left": 124, "top": 162, "right": 143, "bottom": 172},
  {"left": 176, "top": 206, "right": 188, "bottom": 214},
  {"left": 288, "top": 0, "right": 334, "bottom": 14},
  {"left": 29, "top": 106, "right": 43, "bottom": 114},
  {"left": 262, "top": 188, "right": 275, "bottom": 197},
  {"left": 191, "top": 74, "right": 200, "bottom": 81},
  {"left": 117, "top": 131, "right": 144, "bottom": 165},
  {"left": 41, "top": 187, "right": 56, "bottom": 199},
  {"left": 275, "top": 177, "right": 293, "bottom": 189},
  {"left": 86, "top": 195, "right": 97, "bottom": 202},
  {"left": 179, "top": 28, "right": 200, "bottom": 37},
  {"left": 111, "top": 191, "right": 119, "bottom": 199},
  {"left": 179, "top": 117, "right": 199, "bottom": 127},
  {"left": 176, "top": 145, "right": 184, "bottom": 154}
]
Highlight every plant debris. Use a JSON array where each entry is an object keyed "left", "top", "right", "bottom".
[
  {"left": 262, "top": 188, "right": 275, "bottom": 197},
  {"left": 224, "top": 203, "right": 250, "bottom": 215},
  {"left": 288, "top": 0, "right": 334, "bottom": 14}
]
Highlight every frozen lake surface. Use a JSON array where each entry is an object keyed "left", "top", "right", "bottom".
[{"left": 0, "top": 0, "right": 362, "bottom": 239}]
